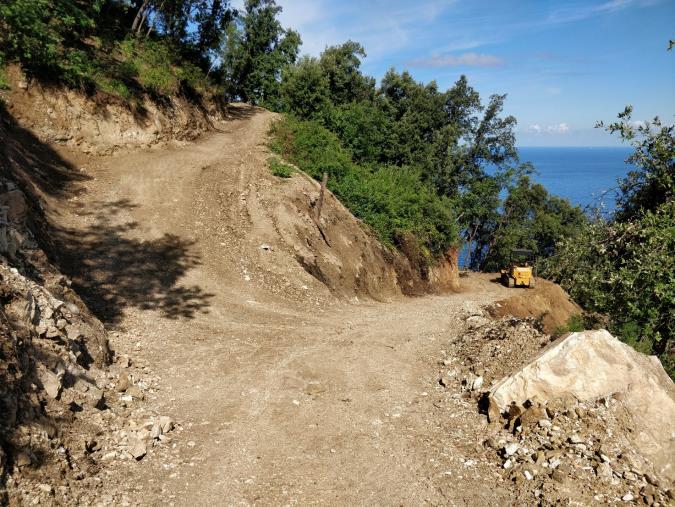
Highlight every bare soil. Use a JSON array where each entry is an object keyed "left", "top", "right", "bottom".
[
  {"left": 5, "top": 103, "right": 619, "bottom": 505},
  {"left": 486, "top": 276, "right": 582, "bottom": 333},
  {"left": 34, "top": 105, "right": 523, "bottom": 505}
]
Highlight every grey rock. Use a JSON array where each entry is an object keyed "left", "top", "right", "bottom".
[
  {"left": 66, "top": 302, "right": 80, "bottom": 315},
  {"left": 116, "top": 374, "right": 130, "bottom": 392},
  {"left": 159, "top": 416, "right": 174, "bottom": 434},
  {"left": 26, "top": 292, "right": 41, "bottom": 325},
  {"left": 466, "top": 315, "right": 489, "bottom": 329},
  {"left": 45, "top": 325, "right": 61, "bottom": 339},
  {"left": 504, "top": 443, "right": 519, "bottom": 457},
  {"left": 128, "top": 437, "right": 147, "bottom": 460},
  {"left": 471, "top": 376, "right": 484, "bottom": 391},
  {"left": 15, "top": 451, "right": 32, "bottom": 467},
  {"left": 37, "top": 484, "right": 53, "bottom": 495},
  {"left": 38, "top": 369, "right": 62, "bottom": 399},
  {"left": 569, "top": 434, "right": 585, "bottom": 445},
  {"left": 596, "top": 462, "right": 613, "bottom": 480},
  {"left": 66, "top": 325, "right": 83, "bottom": 341},
  {"left": 150, "top": 422, "right": 162, "bottom": 440}
]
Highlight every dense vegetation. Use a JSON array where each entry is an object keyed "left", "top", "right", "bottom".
[
  {"left": 543, "top": 110, "right": 674, "bottom": 375},
  {"left": 272, "top": 42, "right": 586, "bottom": 265},
  {"left": 1, "top": 1, "right": 671, "bottom": 371}
]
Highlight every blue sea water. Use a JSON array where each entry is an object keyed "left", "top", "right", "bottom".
[
  {"left": 515, "top": 146, "right": 634, "bottom": 210},
  {"left": 459, "top": 146, "right": 634, "bottom": 267}
]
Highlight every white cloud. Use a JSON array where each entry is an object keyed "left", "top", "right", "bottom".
[
  {"left": 274, "top": 0, "right": 456, "bottom": 59},
  {"left": 526, "top": 123, "right": 571, "bottom": 134},
  {"left": 547, "top": 0, "right": 660, "bottom": 24},
  {"left": 444, "top": 39, "right": 492, "bottom": 52},
  {"left": 409, "top": 52, "right": 504, "bottom": 68},
  {"left": 547, "top": 122, "right": 570, "bottom": 133}
]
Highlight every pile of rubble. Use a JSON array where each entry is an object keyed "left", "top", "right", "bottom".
[
  {"left": 484, "top": 396, "right": 673, "bottom": 505},
  {"left": 0, "top": 181, "right": 178, "bottom": 504},
  {"left": 447, "top": 312, "right": 675, "bottom": 505}
]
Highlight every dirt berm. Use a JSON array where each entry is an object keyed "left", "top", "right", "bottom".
[{"left": 486, "top": 276, "right": 582, "bottom": 333}]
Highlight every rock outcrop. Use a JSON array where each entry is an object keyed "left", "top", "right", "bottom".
[{"left": 490, "top": 329, "right": 675, "bottom": 483}]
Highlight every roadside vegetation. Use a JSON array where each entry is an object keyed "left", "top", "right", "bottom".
[
  {"left": 267, "top": 157, "right": 293, "bottom": 178},
  {"left": 1, "top": 1, "right": 671, "bottom": 371},
  {"left": 543, "top": 109, "right": 674, "bottom": 375}
]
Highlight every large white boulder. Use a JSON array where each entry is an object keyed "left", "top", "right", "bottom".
[{"left": 490, "top": 329, "right": 675, "bottom": 483}]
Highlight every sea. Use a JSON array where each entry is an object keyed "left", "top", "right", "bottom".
[
  {"left": 515, "top": 146, "right": 634, "bottom": 211},
  {"left": 459, "top": 146, "right": 634, "bottom": 267}
]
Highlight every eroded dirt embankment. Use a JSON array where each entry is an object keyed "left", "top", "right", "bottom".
[
  {"left": 1, "top": 78, "right": 468, "bottom": 505},
  {"left": 2, "top": 76, "right": 672, "bottom": 506}
]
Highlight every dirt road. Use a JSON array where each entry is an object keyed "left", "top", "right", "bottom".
[{"left": 54, "top": 106, "right": 516, "bottom": 505}]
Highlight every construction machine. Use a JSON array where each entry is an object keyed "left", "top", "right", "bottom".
[{"left": 500, "top": 248, "right": 536, "bottom": 288}]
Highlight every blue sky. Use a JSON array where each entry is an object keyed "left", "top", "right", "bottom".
[{"left": 269, "top": 0, "right": 674, "bottom": 147}]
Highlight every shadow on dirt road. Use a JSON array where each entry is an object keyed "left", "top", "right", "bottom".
[{"left": 51, "top": 199, "right": 214, "bottom": 325}]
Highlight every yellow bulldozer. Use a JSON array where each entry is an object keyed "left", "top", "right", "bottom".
[{"left": 500, "top": 248, "right": 536, "bottom": 288}]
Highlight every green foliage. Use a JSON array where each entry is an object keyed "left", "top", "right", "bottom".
[
  {"left": 120, "top": 38, "right": 179, "bottom": 95},
  {"left": 0, "top": 0, "right": 96, "bottom": 86},
  {"left": 324, "top": 101, "right": 390, "bottom": 163},
  {"left": 221, "top": 0, "right": 301, "bottom": 105},
  {"left": 277, "top": 54, "right": 531, "bottom": 263},
  {"left": 543, "top": 107, "right": 675, "bottom": 376},
  {"left": 269, "top": 116, "right": 458, "bottom": 255},
  {"left": 0, "top": 0, "right": 224, "bottom": 99},
  {"left": 268, "top": 157, "right": 293, "bottom": 178},
  {"left": 597, "top": 107, "right": 674, "bottom": 221},
  {"left": 280, "top": 56, "right": 331, "bottom": 120},
  {"left": 542, "top": 201, "right": 674, "bottom": 374},
  {"left": 0, "top": 60, "right": 9, "bottom": 90},
  {"left": 318, "top": 41, "right": 375, "bottom": 105},
  {"left": 552, "top": 314, "right": 584, "bottom": 338},
  {"left": 474, "top": 175, "right": 588, "bottom": 271}
]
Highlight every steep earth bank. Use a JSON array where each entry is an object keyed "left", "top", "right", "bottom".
[{"left": 0, "top": 79, "right": 671, "bottom": 506}]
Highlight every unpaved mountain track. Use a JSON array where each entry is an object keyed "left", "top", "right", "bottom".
[{"left": 53, "top": 105, "right": 515, "bottom": 505}]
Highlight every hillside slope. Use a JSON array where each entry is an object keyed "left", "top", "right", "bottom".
[
  {"left": 2, "top": 91, "right": 671, "bottom": 505},
  {"left": 30, "top": 102, "right": 516, "bottom": 505}
]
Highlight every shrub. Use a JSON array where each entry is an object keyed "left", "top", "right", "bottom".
[
  {"left": 552, "top": 314, "right": 584, "bottom": 338},
  {"left": 269, "top": 115, "right": 458, "bottom": 255},
  {"left": 268, "top": 157, "right": 294, "bottom": 178},
  {"left": 0, "top": 60, "right": 9, "bottom": 90},
  {"left": 542, "top": 201, "right": 674, "bottom": 376}
]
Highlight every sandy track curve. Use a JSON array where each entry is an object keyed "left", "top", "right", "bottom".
[{"left": 56, "top": 106, "right": 514, "bottom": 505}]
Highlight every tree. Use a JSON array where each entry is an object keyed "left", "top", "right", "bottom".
[
  {"left": 318, "top": 41, "right": 375, "bottom": 105},
  {"left": 280, "top": 56, "right": 331, "bottom": 119},
  {"left": 543, "top": 107, "right": 675, "bottom": 377},
  {"left": 195, "top": 0, "right": 235, "bottom": 55},
  {"left": 473, "top": 175, "right": 587, "bottom": 271},
  {"left": 596, "top": 107, "right": 674, "bottom": 221},
  {"left": 221, "top": 0, "right": 300, "bottom": 105}
]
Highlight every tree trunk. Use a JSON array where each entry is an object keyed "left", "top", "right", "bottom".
[
  {"left": 136, "top": 8, "right": 150, "bottom": 35},
  {"left": 131, "top": 0, "right": 151, "bottom": 33}
]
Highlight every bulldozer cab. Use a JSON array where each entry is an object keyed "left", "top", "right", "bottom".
[{"left": 501, "top": 248, "right": 536, "bottom": 288}]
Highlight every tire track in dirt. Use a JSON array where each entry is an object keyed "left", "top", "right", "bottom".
[{"left": 55, "top": 105, "right": 515, "bottom": 505}]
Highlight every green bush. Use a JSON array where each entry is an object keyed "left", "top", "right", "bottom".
[
  {"left": 119, "top": 39, "right": 179, "bottom": 96},
  {"left": 269, "top": 115, "right": 458, "bottom": 255},
  {"left": 0, "top": 0, "right": 97, "bottom": 86},
  {"left": 542, "top": 201, "right": 674, "bottom": 376},
  {"left": 0, "top": 60, "right": 9, "bottom": 90},
  {"left": 552, "top": 314, "right": 584, "bottom": 338},
  {"left": 268, "top": 157, "right": 294, "bottom": 178}
]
